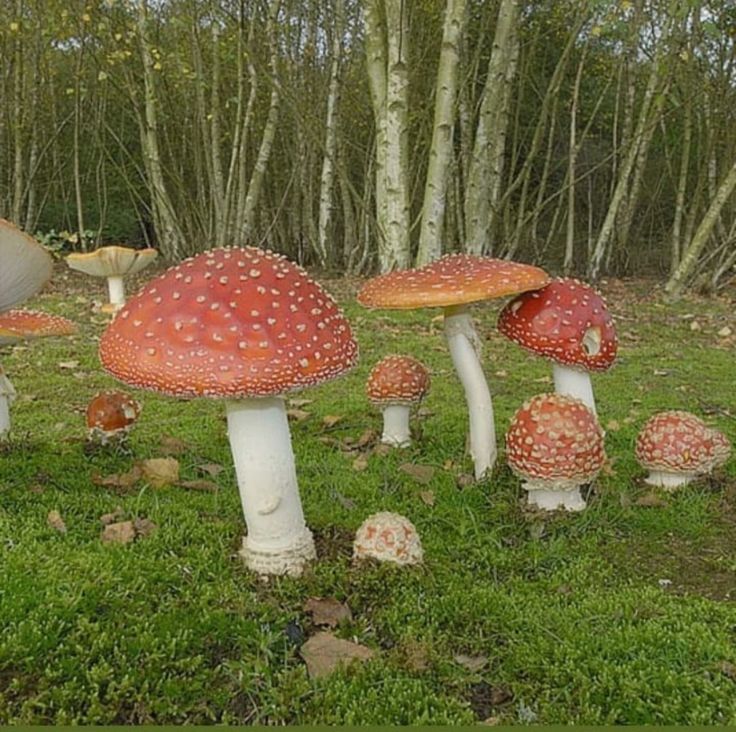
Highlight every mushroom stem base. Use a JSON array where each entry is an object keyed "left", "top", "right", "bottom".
[
  {"left": 381, "top": 405, "right": 411, "bottom": 447},
  {"left": 552, "top": 363, "right": 596, "bottom": 414},
  {"left": 239, "top": 527, "right": 316, "bottom": 577},
  {"left": 444, "top": 306, "right": 496, "bottom": 479},
  {"left": 526, "top": 486, "right": 586, "bottom": 512},
  {"left": 645, "top": 470, "right": 695, "bottom": 491}
]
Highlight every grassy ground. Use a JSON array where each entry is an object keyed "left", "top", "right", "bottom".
[{"left": 0, "top": 264, "right": 735, "bottom": 724}]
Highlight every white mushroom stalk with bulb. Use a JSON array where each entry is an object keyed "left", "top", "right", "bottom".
[
  {"left": 498, "top": 279, "right": 617, "bottom": 415},
  {"left": 366, "top": 355, "right": 430, "bottom": 448},
  {"left": 357, "top": 255, "right": 549, "bottom": 479},
  {"left": 99, "top": 247, "right": 358, "bottom": 578}
]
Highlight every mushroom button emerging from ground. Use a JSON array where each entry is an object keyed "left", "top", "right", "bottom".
[
  {"left": 66, "top": 245, "right": 158, "bottom": 312},
  {"left": 506, "top": 393, "right": 606, "bottom": 512},
  {"left": 366, "top": 355, "right": 430, "bottom": 447},
  {"left": 99, "top": 246, "right": 358, "bottom": 577},
  {"left": 635, "top": 411, "right": 731, "bottom": 490},
  {"left": 357, "top": 255, "right": 549, "bottom": 480},
  {"left": 353, "top": 512, "right": 423, "bottom": 566},
  {"left": 86, "top": 391, "right": 142, "bottom": 445},
  {"left": 498, "top": 278, "right": 617, "bottom": 414}
]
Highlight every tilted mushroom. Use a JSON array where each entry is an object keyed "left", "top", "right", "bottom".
[
  {"left": 366, "top": 355, "right": 430, "bottom": 447},
  {"left": 353, "top": 512, "right": 423, "bottom": 566},
  {"left": 635, "top": 411, "right": 731, "bottom": 490},
  {"left": 86, "top": 390, "right": 142, "bottom": 445},
  {"left": 99, "top": 246, "right": 358, "bottom": 577},
  {"left": 66, "top": 245, "right": 158, "bottom": 311},
  {"left": 358, "top": 255, "right": 548, "bottom": 479},
  {"left": 506, "top": 393, "right": 606, "bottom": 512},
  {"left": 498, "top": 278, "right": 617, "bottom": 414},
  {"left": 0, "top": 310, "right": 77, "bottom": 437}
]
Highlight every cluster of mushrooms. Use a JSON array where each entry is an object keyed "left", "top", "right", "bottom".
[{"left": 1, "top": 218, "right": 732, "bottom": 578}]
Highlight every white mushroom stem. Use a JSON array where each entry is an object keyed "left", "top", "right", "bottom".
[
  {"left": 443, "top": 305, "right": 496, "bottom": 479},
  {"left": 552, "top": 363, "right": 596, "bottom": 414},
  {"left": 225, "top": 396, "right": 316, "bottom": 577},
  {"left": 380, "top": 404, "right": 411, "bottom": 447},
  {"left": 645, "top": 470, "right": 695, "bottom": 491},
  {"left": 525, "top": 484, "right": 586, "bottom": 512},
  {"left": 0, "top": 367, "right": 16, "bottom": 438},
  {"left": 106, "top": 275, "right": 126, "bottom": 308}
]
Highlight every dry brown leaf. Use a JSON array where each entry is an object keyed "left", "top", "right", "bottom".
[
  {"left": 197, "top": 463, "right": 224, "bottom": 477},
  {"left": 180, "top": 479, "right": 219, "bottom": 492},
  {"left": 101, "top": 520, "right": 136, "bottom": 545},
  {"left": 456, "top": 473, "right": 475, "bottom": 490},
  {"left": 141, "top": 457, "right": 180, "bottom": 487},
  {"left": 373, "top": 443, "right": 392, "bottom": 457},
  {"left": 352, "top": 453, "right": 369, "bottom": 472},
  {"left": 92, "top": 465, "right": 143, "bottom": 489},
  {"left": 47, "top": 510, "right": 66, "bottom": 533},
  {"left": 322, "top": 414, "right": 343, "bottom": 429},
  {"left": 100, "top": 507, "right": 125, "bottom": 525},
  {"left": 159, "top": 435, "right": 187, "bottom": 455},
  {"left": 418, "top": 490, "right": 435, "bottom": 506},
  {"left": 287, "top": 409, "right": 311, "bottom": 422},
  {"left": 718, "top": 326, "right": 733, "bottom": 338},
  {"left": 635, "top": 492, "right": 668, "bottom": 508},
  {"left": 303, "top": 597, "right": 353, "bottom": 628},
  {"left": 399, "top": 463, "right": 435, "bottom": 484},
  {"left": 289, "top": 398, "right": 313, "bottom": 408},
  {"left": 356, "top": 428, "right": 377, "bottom": 448},
  {"left": 606, "top": 420, "right": 621, "bottom": 431},
  {"left": 453, "top": 653, "right": 489, "bottom": 672},
  {"left": 133, "top": 517, "right": 157, "bottom": 538},
  {"left": 57, "top": 360, "right": 80, "bottom": 370},
  {"left": 300, "top": 632, "right": 374, "bottom": 679}
]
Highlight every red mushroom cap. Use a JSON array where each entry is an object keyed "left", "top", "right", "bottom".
[
  {"left": 357, "top": 254, "right": 549, "bottom": 310},
  {"left": 86, "top": 390, "right": 142, "bottom": 436},
  {"left": 635, "top": 410, "right": 731, "bottom": 476},
  {"left": 498, "top": 278, "right": 617, "bottom": 371},
  {"left": 99, "top": 247, "right": 358, "bottom": 398},
  {"left": 506, "top": 393, "right": 606, "bottom": 489},
  {"left": 366, "top": 355, "right": 430, "bottom": 406},
  {"left": 0, "top": 309, "right": 77, "bottom": 346}
]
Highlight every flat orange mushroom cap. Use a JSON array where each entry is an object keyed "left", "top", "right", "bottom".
[
  {"left": 0, "top": 309, "right": 77, "bottom": 346},
  {"left": 357, "top": 254, "right": 549, "bottom": 310}
]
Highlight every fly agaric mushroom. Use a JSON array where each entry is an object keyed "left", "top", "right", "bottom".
[
  {"left": 506, "top": 393, "right": 606, "bottom": 512},
  {"left": 635, "top": 411, "right": 731, "bottom": 490},
  {"left": 353, "top": 512, "right": 423, "bottom": 565},
  {"left": 86, "top": 390, "right": 142, "bottom": 444},
  {"left": 498, "top": 278, "right": 617, "bottom": 414},
  {"left": 66, "top": 245, "right": 158, "bottom": 312},
  {"left": 0, "top": 309, "right": 77, "bottom": 437},
  {"left": 366, "top": 355, "right": 430, "bottom": 447},
  {"left": 357, "top": 255, "right": 548, "bottom": 479},
  {"left": 99, "top": 246, "right": 358, "bottom": 577}
]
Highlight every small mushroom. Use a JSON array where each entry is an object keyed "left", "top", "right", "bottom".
[
  {"left": 506, "top": 393, "right": 606, "bottom": 512},
  {"left": 498, "top": 278, "right": 617, "bottom": 414},
  {"left": 366, "top": 355, "right": 430, "bottom": 447},
  {"left": 358, "top": 255, "right": 549, "bottom": 479},
  {"left": 635, "top": 411, "right": 731, "bottom": 490},
  {"left": 86, "top": 390, "right": 142, "bottom": 444},
  {"left": 99, "top": 246, "right": 358, "bottom": 577},
  {"left": 353, "top": 512, "right": 423, "bottom": 565},
  {"left": 66, "top": 245, "right": 158, "bottom": 311}
]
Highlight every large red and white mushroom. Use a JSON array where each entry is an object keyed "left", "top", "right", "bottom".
[
  {"left": 66, "top": 245, "right": 158, "bottom": 311},
  {"left": 506, "top": 393, "right": 606, "bottom": 511},
  {"left": 635, "top": 411, "right": 731, "bottom": 490},
  {"left": 0, "top": 310, "right": 77, "bottom": 437},
  {"left": 353, "top": 512, "right": 423, "bottom": 565},
  {"left": 86, "top": 390, "right": 142, "bottom": 445},
  {"left": 366, "top": 355, "right": 430, "bottom": 447},
  {"left": 498, "top": 279, "right": 617, "bottom": 414},
  {"left": 99, "top": 246, "right": 358, "bottom": 577},
  {"left": 358, "top": 255, "right": 549, "bottom": 479}
]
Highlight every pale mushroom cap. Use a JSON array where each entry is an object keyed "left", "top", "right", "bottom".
[
  {"left": 366, "top": 355, "right": 430, "bottom": 406},
  {"left": 635, "top": 410, "right": 732, "bottom": 476},
  {"left": 86, "top": 390, "right": 142, "bottom": 435},
  {"left": 0, "top": 218, "right": 53, "bottom": 313},
  {"left": 353, "top": 512, "right": 423, "bottom": 565},
  {"left": 506, "top": 393, "right": 606, "bottom": 490},
  {"left": 357, "top": 254, "right": 549, "bottom": 310},
  {"left": 99, "top": 247, "right": 358, "bottom": 398},
  {"left": 66, "top": 246, "right": 158, "bottom": 278},
  {"left": 498, "top": 278, "right": 618, "bottom": 372},
  {"left": 0, "top": 309, "right": 77, "bottom": 346}
]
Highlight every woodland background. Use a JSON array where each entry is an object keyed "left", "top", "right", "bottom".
[{"left": 1, "top": 0, "right": 735, "bottom": 295}]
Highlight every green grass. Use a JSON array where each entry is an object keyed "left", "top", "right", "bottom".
[{"left": 0, "top": 268, "right": 735, "bottom": 724}]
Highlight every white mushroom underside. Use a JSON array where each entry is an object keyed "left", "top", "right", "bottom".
[
  {"left": 380, "top": 404, "right": 411, "bottom": 447},
  {"left": 552, "top": 363, "right": 596, "bottom": 414},
  {"left": 645, "top": 470, "right": 697, "bottom": 491},
  {"left": 225, "top": 397, "right": 315, "bottom": 576}
]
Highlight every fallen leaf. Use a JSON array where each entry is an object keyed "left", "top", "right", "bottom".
[
  {"left": 456, "top": 473, "right": 475, "bottom": 490},
  {"left": 197, "top": 463, "right": 224, "bottom": 477},
  {"left": 606, "top": 420, "right": 621, "bottom": 431},
  {"left": 300, "top": 632, "right": 374, "bottom": 679},
  {"left": 635, "top": 492, "right": 668, "bottom": 508},
  {"left": 289, "top": 398, "right": 313, "bottom": 408},
  {"left": 653, "top": 369, "right": 671, "bottom": 376},
  {"left": 399, "top": 463, "right": 435, "bottom": 484},
  {"left": 356, "top": 428, "right": 377, "bottom": 448},
  {"left": 133, "top": 517, "right": 157, "bottom": 537},
  {"left": 57, "top": 360, "right": 80, "bottom": 370},
  {"left": 92, "top": 465, "right": 143, "bottom": 489},
  {"left": 718, "top": 326, "right": 733, "bottom": 338},
  {"left": 159, "top": 435, "right": 187, "bottom": 455},
  {"left": 718, "top": 660, "right": 736, "bottom": 681},
  {"left": 100, "top": 507, "right": 125, "bottom": 525},
  {"left": 418, "top": 490, "right": 435, "bottom": 506},
  {"left": 101, "top": 520, "right": 136, "bottom": 545},
  {"left": 303, "top": 597, "right": 353, "bottom": 628},
  {"left": 454, "top": 654, "right": 488, "bottom": 672},
  {"left": 352, "top": 453, "right": 369, "bottom": 471},
  {"left": 47, "top": 510, "right": 66, "bottom": 533},
  {"left": 690, "top": 320, "right": 701, "bottom": 331},
  {"left": 287, "top": 409, "right": 311, "bottom": 422},
  {"left": 322, "top": 414, "right": 343, "bottom": 429},
  {"left": 141, "top": 457, "right": 180, "bottom": 487},
  {"left": 401, "top": 640, "right": 431, "bottom": 672},
  {"left": 180, "top": 479, "right": 219, "bottom": 492},
  {"left": 373, "top": 443, "right": 392, "bottom": 457}
]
